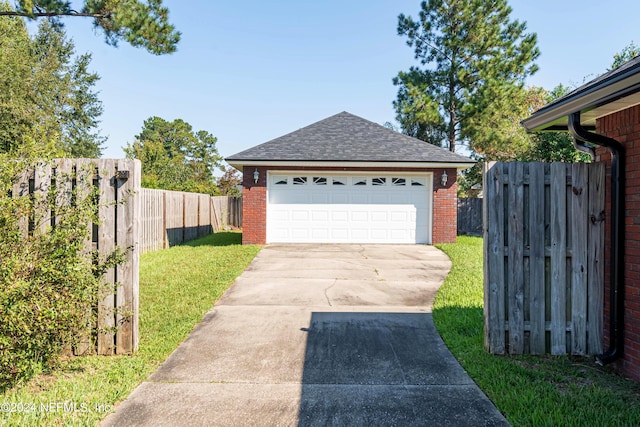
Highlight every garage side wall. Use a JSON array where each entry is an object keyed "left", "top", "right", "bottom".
[
  {"left": 242, "top": 166, "right": 267, "bottom": 245},
  {"left": 432, "top": 168, "right": 458, "bottom": 244},
  {"left": 241, "top": 166, "right": 458, "bottom": 245}
]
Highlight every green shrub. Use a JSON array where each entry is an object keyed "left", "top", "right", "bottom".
[{"left": 0, "top": 157, "right": 121, "bottom": 391}]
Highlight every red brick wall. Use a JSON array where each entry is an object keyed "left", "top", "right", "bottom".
[
  {"left": 241, "top": 166, "right": 267, "bottom": 245},
  {"left": 432, "top": 168, "right": 458, "bottom": 243},
  {"left": 240, "top": 166, "right": 459, "bottom": 245},
  {"left": 596, "top": 104, "right": 640, "bottom": 381}
]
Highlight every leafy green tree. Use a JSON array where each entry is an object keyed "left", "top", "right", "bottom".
[
  {"left": 611, "top": 41, "right": 640, "bottom": 70},
  {"left": 0, "top": 5, "right": 104, "bottom": 157},
  {"left": 125, "top": 117, "right": 222, "bottom": 194},
  {"left": 394, "top": 0, "right": 539, "bottom": 153},
  {"left": 0, "top": 0, "right": 180, "bottom": 54},
  {"left": 521, "top": 84, "right": 590, "bottom": 163},
  {"left": 217, "top": 165, "right": 242, "bottom": 197}
]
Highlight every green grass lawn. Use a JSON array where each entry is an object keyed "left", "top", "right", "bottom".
[
  {"left": 435, "top": 236, "right": 640, "bottom": 426},
  {"left": 0, "top": 231, "right": 261, "bottom": 427}
]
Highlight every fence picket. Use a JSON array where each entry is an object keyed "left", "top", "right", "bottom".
[
  {"left": 550, "top": 163, "right": 567, "bottom": 355},
  {"left": 33, "top": 162, "right": 51, "bottom": 234},
  {"left": 571, "top": 163, "right": 588, "bottom": 355},
  {"left": 97, "top": 159, "right": 117, "bottom": 355},
  {"left": 115, "top": 159, "right": 137, "bottom": 354},
  {"left": 507, "top": 162, "right": 525, "bottom": 354},
  {"left": 483, "top": 162, "right": 505, "bottom": 354},
  {"left": 529, "top": 163, "right": 545, "bottom": 354}
]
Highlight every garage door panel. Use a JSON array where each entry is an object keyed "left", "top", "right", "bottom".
[
  {"left": 371, "top": 229, "right": 389, "bottom": 240},
  {"left": 311, "top": 228, "right": 329, "bottom": 239},
  {"left": 270, "top": 210, "right": 290, "bottom": 221},
  {"left": 351, "top": 228, "right": 369, "bottom": 240},
  {"left": 331, "top": 228, "right": 349, "bottom": 239},
  {"left": 291, "top": 228, "right": 310, "bottom": 239},
  {"left": 351, "top": 211, "right": 368, "bottom": 222},
  {"left": 391, "top": 211, "right": 409, "bottom": 222},
  {"left": 311, "top": 210, "right": 329, "bottom": 221},
  {"left": 291, "top": 210, "right": 309, "bottom": 221},
  {"left": 332, "top": 210, "right": 349, "bottom": 222},
  {"left": 370, "top": 211, "right": 388, "bottom": 222},
  {"left": 267, "top": 174, "right": 431, "bottom": 244}
]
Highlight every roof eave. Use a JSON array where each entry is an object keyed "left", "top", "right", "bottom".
[
  {"left": 226, "top": 159, "right": 475, "bottom": 171},
  {"left": 522, "top": 61, "right": 640, "bottom": 132}
]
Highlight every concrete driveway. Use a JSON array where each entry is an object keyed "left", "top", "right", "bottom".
[{"left": 101, "top": 244, "right": 508, "bottom": 426}]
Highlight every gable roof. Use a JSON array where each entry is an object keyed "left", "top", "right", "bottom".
[
  {"left": 226, "top": 112, "right": 474, "bottom": 169},
  {"left": 522, "top": 55, "right": 640, "bottom": 131}
]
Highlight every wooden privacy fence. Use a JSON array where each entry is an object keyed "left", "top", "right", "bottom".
[
  {"left": 13, "top": 158, "right": 141, "bottom": 355},
  {"left": 457, "top": 197, "right": 483, "bottom": 236},
  {"left": 483, "top": 161, "right": 604, "bottom": 356},
  {"left": 139, "top": 191, "right": 242, "bottom": 253}
]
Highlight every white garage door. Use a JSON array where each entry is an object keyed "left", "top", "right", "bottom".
[{"left": 267, "top": 173, "right": 431, "bottom": 244}]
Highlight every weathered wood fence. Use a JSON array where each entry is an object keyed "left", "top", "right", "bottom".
[
  {"left": 483, "top": 162, "right": 604, "bottom": 356},
  {"left": 13, "top": 159, "right": 243, "bottom": 356},
  {"left": 139, "top": 191, "right": 242, "bottom": 253},
  {"left": 13, "top": 158, "right": 141, "bottom": 355},
  {"left": 457, "top": 198, "right": 483, "bottom": 236}
]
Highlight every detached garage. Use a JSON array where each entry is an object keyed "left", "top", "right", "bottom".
[{"left": 226, "top": 112, "right": 474, "bottom": 245}]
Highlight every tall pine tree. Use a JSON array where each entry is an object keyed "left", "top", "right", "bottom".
[
  {"left": 0, "top": 0, "right": 180, "bottom": 54},
  {"left": 394, "top": 0, "right": 539, "bottom": 153},
  {"left": 0, "top": 2, "right": 104, "bottom": 157}
]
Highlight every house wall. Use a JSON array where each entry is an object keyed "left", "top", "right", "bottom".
[
  {"left": 596, "top": 104, "right": 640, "bottom": 381},
  {"left": 241, "top": 166, "right": 458, "bottom": 245}
]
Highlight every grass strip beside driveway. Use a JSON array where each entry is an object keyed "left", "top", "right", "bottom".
[
  {"left": 435, "top": 236, "right": 640, "bottom": 426},
  {"left": 0, "top": 232, "right": 261, "bottom": 427}
]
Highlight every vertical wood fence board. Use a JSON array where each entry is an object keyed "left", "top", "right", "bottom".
[
  {"left": 33, "top": 162, "right": 51, "bottom": 234},
  {"left": 13, "top": 168, "right": 30, "bottom": 236},
  {"left": 571, "top": 163, "right": 588, "bottom": 355},
  {"left": 588, "top": 163, "right": 605, "bottom": 354},
  {"left": 483, "top": 162, "right": 505, "bottom": 354},
  {"left": 54, "top": 160, "right": 73, "bottom": 228},
  {"left": 184, "top": 193, "right": 199, "bottom": 241},
  {"left": 130, "top": 160, "right": 141, "bottom": 352},
  {"left": 115, "top": 159, "right": 138, "bottom": 354},
  {"left": 529, "top": 164, "right": 546, "bottom": 354},
  {"left": 97, "top": 159, "right": 116, "bottom": 355},
  {"left": 549, "top": 163, "right": 568, "bottom": 355},
  {"left": 507, "top": 162, "right": 525, "bottom": 354},
  {"left": 74, "top": 159, "right": 94, "bottom": 355}
]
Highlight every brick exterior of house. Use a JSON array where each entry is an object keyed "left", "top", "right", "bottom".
[
  {"left": 241, "top": 165, "right": 458, "bottom": 246},
  {"left": 596, "top": 104, "right": 640, "bottom": 381}
]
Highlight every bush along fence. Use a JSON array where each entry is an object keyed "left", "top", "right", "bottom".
[
  {"left": 139, "top": 191, "right": 242, "bottom": 253},
  {"left": 483, "top": 162, "right": 605, "bottom": 356},
  {"left": 8, "top": 158, "right": 141, "bottom": 356},
  {"left": 8, "top": 159, "right": 242, "bottom": 359}
]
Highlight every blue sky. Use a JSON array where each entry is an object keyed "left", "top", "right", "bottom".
[{"left": 52, "top": 0, "right": 640, "bottom": 161}]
